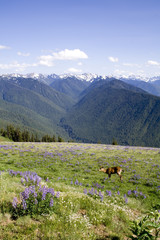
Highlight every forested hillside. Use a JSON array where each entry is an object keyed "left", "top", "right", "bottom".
[{"left": 60, "top": 80, "right": 160, "bottom": 147}]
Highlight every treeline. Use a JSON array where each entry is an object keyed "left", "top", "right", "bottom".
[{"left": 0, "top": 125, "right": 64, "bottom": 142}]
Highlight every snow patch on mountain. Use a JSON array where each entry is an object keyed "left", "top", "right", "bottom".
[{"left": 1, "top": 73, "right": 160, "bottom": 83}]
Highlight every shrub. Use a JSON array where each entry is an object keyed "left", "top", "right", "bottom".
[
  {"left": 129, "top": 210, "right": 160, "bottom": 240},
  {"left": 11, "top": 185, "right": 60, "bottom": 219}
]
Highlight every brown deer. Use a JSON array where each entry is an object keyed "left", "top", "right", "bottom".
[{"left": 99, "top": 166, "right": 123, "bottom": 181}]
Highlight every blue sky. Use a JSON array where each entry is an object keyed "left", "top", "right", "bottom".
[{"left": 0, "top": 0, "right": 160, "bottom": 77}]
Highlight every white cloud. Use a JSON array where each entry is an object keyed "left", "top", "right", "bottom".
[
  {"left": 78, "top": 62, "right": 83, "bottom": 66},
  {"left": 17, "top": 51, "right": 30, "bottom": 57},
  {"left": 114, "top": 69, "right": 136, "bottom": 77},
  {"left": 108, "top": 56, "right": 119, "bottom": 63},
  {"left": 67, "top": 67, "right": 82, "bottom": 73},
  {"left": 38, "top": 49, "right": 88, "bottom": 67},
  {"left": 52, "top": 49, "right": 88, "bottom": 60},
  {"left": 0, "top": 61, "right": 37, "bottom": 71},
  {"left": 147, "top": 60, "right": 160, "bottom": 66},
  {"left": 0, "top": 45, "right": 10, "bottom": 50},
  {"left": 38, "top": 55, "right": 54, "bottom": 67},
  {"left": 122, "top": 63, "right": 141, "bottom": 68}
]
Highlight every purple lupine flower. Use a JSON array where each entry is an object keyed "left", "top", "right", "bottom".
[
  {"left": 34, "top": 191, "right": 38, "bottom": 198},
  {"left": 50, "top": 198, "right": 54, "bottom": 207},
  {"left": 117, "top": 190, "right": 120, "bottom": 195},
  {"left": 106, "top": 190, "right": 112, "bottom": 196},
  {"left": 89, "top": 188, "right": 94, "bottom": 195},
  {"left": 75, "top": 179, "right": 79, "bottom": 185},
  {"left": 56, "top": 191, "right": 60, "bottom": 198},
  {"left": 127, "top": 190, "right": 132, "bottom": 195},
  {"left": 99, "top": 191, "right": 103, "bottom": 201},
  {"left": 36, "top": 176, "right": 41, "bottom": 186},
  {"left": 108, "top": 191, "right": 112, "bottom": 196},
  {"left": 21, "top": 187, "right": 30, "bottom": 200},
  {"left": 24, "top": 176, "right": 28, "bottom": 182},
  {"left": 48, "top": 188, "right": 55, "bottom": 197},
  {"left": 22, "top": 199, "right": 27, "bottom": 210},
  {"left": 30, "top": 186, "right": 36, "bottom": 195},
  {"left": 12, "top": 197, "right": 18, "bottom": 209},
  {"left": 95, "top": 189, "right": 98, "bottom": 195},
  {"left": 133, "top": 190, "right": 137, "bottom": 194},
  {"left": 41, "top": 187, "right": 47, "bottom": 200},
  {"left": 84, "top": 189, "right": 87, "bottom": 194},
  {"left": 125, "top": 198, "right": 128, "bottom": 204}
]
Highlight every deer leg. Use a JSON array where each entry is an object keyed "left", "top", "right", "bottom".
[{"left": 117, "top": 173, "right": 122, "bottom": 181}]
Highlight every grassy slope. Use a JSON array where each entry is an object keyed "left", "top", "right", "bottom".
[
  {"left": 0, "top": 142, "right": 160, "bottom": 239},
  {"left": 0, "top": 136, "right": 12, "bottom": 142}
]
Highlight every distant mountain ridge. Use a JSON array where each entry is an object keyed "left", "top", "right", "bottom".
[
  {"left": 1, "top": 73, "right": 160, "bottom": 97},
  {"left": 1, "top": 72, "right": 160, "bottom": 83}
]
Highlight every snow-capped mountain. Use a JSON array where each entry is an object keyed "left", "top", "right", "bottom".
[
  {"left": 59, "top": 73, "right": 103, "bottom": 82},
  {"left": 1, "top": 72, "right": 160, "bottom": 84}
]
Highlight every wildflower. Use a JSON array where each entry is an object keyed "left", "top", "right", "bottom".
[
  {"left": 50, "top": 198, "right": 54, "bottom": 207},
  {"left": 127, "top": 190, "right": 132, "bottom": 195},
  {"left": 42, "top": 190, "right": 47, "bottom": 200},
  {"left": 106, "top": 190, "right": 112, "bottom": 196},
  {"left": 22, "top": 199, "right": 27, "bottom": 210},
  {"left": 75, "top": 179, "right": 79, "bottom": 185},
  {"left": 99, "top": 191, "right": 103, "bottom": 201},
  {"left": 56, "top": 191, "right": 60, "bottom": 198},
  {"left": 84, "top": 189, "right": 87, "bottom": 194},
  {"left": 89, "top": 188, "right": 94, "bottom": 195},
  {"left": 48, "top": 188, "right": 55, "bottom": 197},
  {"left": 12, "top": 197, "right": 18, "bottom": 209}
]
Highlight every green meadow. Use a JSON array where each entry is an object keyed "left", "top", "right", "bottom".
[{"left": 0, "top": 142, "right": 160, "bottom": 239}]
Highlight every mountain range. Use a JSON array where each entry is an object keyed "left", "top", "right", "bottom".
[{"left": 0, "top": 73, "right": 160, "bottom": 147}]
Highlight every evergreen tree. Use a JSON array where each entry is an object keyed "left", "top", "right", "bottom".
[
  {"left": 30, "top": 133, "right": 35, "bottom": 142},
  {"left": 112, "top": 138, "right": 118, "bottom": 145},
  {"left": 52, "top": 135, "right": 56, "bottom": 142},
  {"left": 58, "top": 136, "right": 63, "bottom": 142}
]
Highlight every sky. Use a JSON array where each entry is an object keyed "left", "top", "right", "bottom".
[{"left": 0, "top": 0, "right": 160, "bottom": 77}]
